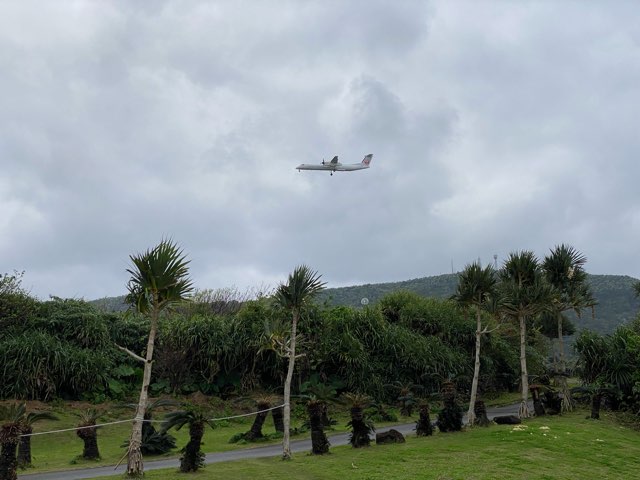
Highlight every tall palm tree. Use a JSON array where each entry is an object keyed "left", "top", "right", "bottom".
[
  {"left": 0, "top": 404, "right": 24, "bottom": 480},
  {"left": 274, "top": 265, "right": 325, "bottom": 460},
  {"left": 17, "top": 409, "right": 58, "bottom": 467},
  {"left": 499, "top": 251, "right": 551, "bottom": 418},
  {"left": 543, "top": 244, "right": 594, "bottom": 412},
  {"left": 161, "top": 407, "right": 215, "bottom": 472},
  {"left": 122, "top": 239, "right": 193, "bottom": 476},
  {"left": 452, "top": 261, "right": 497, "bottom": 425}
]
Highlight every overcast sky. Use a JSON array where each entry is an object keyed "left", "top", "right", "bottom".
[{"left": 2, "top": 0, "right": 639, "bottom": 300}]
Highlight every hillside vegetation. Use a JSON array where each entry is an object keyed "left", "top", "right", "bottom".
[
  {"left": 91, "top": 273, "right": 639, "bottom": 334},
  {"left": 318, "top": 273, "right": 639, "bottom": 334}
]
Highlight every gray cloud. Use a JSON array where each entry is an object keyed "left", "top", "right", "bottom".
[{"left": 1, "top": 0, "right": 638, "bottom": 299}]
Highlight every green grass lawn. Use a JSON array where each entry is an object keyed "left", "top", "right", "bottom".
[{"left": 91, "top": 410, "right": 640, "bottom": 480}]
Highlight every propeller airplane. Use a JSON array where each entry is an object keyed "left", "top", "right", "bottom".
[{"left": 296, "top": 154, "right": 373, "bottom": 175}]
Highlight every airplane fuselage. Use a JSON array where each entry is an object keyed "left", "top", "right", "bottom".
[
  {"left": 296, "top": 154, "right": 373, "bottom": 174},
  {"left": 296, "top": 164, "right": 369, "bottom": 172}
]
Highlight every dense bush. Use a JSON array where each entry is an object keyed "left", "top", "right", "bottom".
[
  {"left": 574, "top": 317, "right": 640, "bottom": 414},
  {"left": 0, "top": 287, "right": 533, "bottom": 403}
]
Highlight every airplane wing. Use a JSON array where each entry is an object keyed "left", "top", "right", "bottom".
[{"left": 329, "top": 156, "right": 339, "bottom": 164}]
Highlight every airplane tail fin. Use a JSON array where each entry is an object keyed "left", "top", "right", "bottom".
[{"left": 362, "top": 154, "right": 373, "bottom": 166}]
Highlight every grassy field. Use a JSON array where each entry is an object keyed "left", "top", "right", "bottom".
[
  {"left": 17, "top": 396, "right": 640, "bottom": 480},
  {"left": 19, "top": 400, "right": 396, "bottom": 473},
  {"left": 88, "top": 410, "right": 640, "bottom": 480}
]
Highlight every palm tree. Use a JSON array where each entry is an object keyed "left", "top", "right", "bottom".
[
  {"left": 122, "top": 239, "right": 193, "bottom": 476},
  {"left": 17, "top": 409, "right": 58, "bottom": 467},
  {"left": 245, "top": 396, "right": 273, "bottom": 441},
  {"left": 574, "top": 330, "right": 611, "bottom": 419},
  {"left": 161, "top": 407, "right": 215, "bottom": 472},
  {"left": 344, "top": 393, "right": 374, "bottom": 448},
  {"left": 120, "top": 398, "right": 177, "bottom": 455},
  {"left": 385, "top": 381, "right": 423, "bottom": 417},
  {"left": 437, "top": 380, "right": 463, "bottom": 432},
  {"left": 306, "top": 398, "right": 330, "bottom": 454},
  {"left": 76, "top": 409, "right": 101, "bottom": 460},
  {"left": 499, "top": 251, "right": 551, "bottom": 418},
  {"left": 415, "top": 401, "right": 433, "bottom": 436},
  {"left": 452, "top": 261, "right": 497, "bottom": 425},
  {"left": 0, "top": 404, "right": 24, "bottom": 480},
  {"left": 274, "top": 265, "right": 325, "bottom": 460},
  {"left": 542, "top": 244, "right": 595, "bottom": 412}
]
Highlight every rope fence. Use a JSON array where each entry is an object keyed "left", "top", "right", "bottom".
[{"left": 19, "top": 403, "right": 287, "bottom": 438}]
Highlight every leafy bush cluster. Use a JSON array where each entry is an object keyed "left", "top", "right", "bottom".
[
  {"left": 574, "top": 316, "right": 640, "bottom": 415},
  {"left": 0, "top": 281, "right": 535, "bottom": 403}
]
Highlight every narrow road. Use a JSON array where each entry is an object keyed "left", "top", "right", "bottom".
[{"left": 19, "top": 403, "right": 524, "bottom": 480}]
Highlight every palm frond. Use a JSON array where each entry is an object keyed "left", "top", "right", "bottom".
[
  {"left": 452, "top": 261, "right": 497, "bottom": 308},
  {"left": 162, "top": 408, "right": 216, "bottom": 433},
  {"left": 543, "top": 244, "right": 593, "bottom": 313},
  {"left": 126, "top": 238, "right": 194, "bottom": 314},
  {"left": 0, "top": 403, "right": 26, "bottom": 423},
  {"left": 274, "top": 265, "right": 325, "bottom": 310},
  {"left": 24, "top": 411, "right": 58, "bottom": 426}
]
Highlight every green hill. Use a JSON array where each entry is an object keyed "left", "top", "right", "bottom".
[
  {"left": 319, "top": 273, "right": 640, "bottom": 334},
  {"left": 91, "top": 273, "right": 640, "bottom": 334},
  {"left": 90, "top": 295, "right": 128, "bottom": 312}
]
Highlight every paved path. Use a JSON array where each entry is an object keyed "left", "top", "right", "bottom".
[{"left": 19, "top": 403, "right": 524, "bottom": 480}]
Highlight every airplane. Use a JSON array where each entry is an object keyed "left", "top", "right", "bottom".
[{"left": 296, "top": 154, "right": 373, "bottom": 175}]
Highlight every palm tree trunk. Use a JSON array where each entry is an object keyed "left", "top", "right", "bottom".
[
  {"left": 473, "top": 400, "right": 491, "bottom": 427},
  {"left": 519, "top": 314, "right": 530, "bottom": 418},
  {"left": 590, "top": 392, "right": 602, "bottom": 420},
  {"left": 557, "top": 311, "right": 565, "bottom": 372},
  {"left": 467, "top": 310, "right": 482, "bottom": 425},
  {"left": 282, "top": 309, "right": 299, "bottom": 460},
  {"left": 272, "top": 406, "right": 284, "bottom": 433},
  {"left": 438, "top": 381, "right": 463, "bottom": 432},
  {"left": 127, "top": 305, "right": 159, "bottom": 476},
  {"left": 0, "top": 443, "right": 18, "bottom": 480},
  {"left": 78, "top": 428, "right": 100, "bottom": 460},
  {"left": 308, "top": 402, "right": 329, "bottom": 455},
  {"left": 247, "top": 402, "right": 269, "bottom": 441},
  {"left": 349, "top": 406, "right": 371, "bottom": 448},
  {"left": 181, "top": 422, "right": 204, "bottom": 472},
  {"left": 556, "top": 311, "right": 573, "bottom": 413},
  {"left": 17, "top": 427, "right": 32, "bottom": 467},
  {"left": 415, "top": 403, "right": 433, "bottom": 436},
  {"left": 0, "top": 425, "right": 20, "bottom": 480}
]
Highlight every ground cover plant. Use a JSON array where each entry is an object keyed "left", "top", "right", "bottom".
[{"left": 92, "top": 411, "right": 640, "bottom": 480}]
